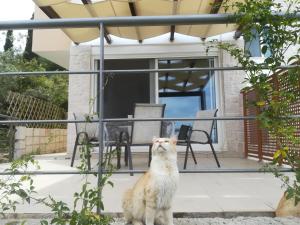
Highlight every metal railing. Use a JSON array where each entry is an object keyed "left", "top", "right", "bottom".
[{"left": 0, "top": 13, "right": 299, "bottom": 214}]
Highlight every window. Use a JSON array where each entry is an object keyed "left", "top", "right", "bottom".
[{"left": 158, "top": 58, "right": 218, "bottom": 143}]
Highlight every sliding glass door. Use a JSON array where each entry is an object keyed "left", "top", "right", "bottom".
[{"left": 158, "top": 58, "right": 218, "bottom": 143}]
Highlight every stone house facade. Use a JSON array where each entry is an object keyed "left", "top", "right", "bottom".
[{"left": 67, "top": 40, "right": 246, "bottom": 158}]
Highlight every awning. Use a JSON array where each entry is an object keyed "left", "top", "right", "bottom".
[{"left": 33, "top": 0, "right": 241, "bottom": 43}]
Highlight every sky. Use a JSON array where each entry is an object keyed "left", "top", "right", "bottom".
[{"left": 0, "top": 0, "right": 34, "bottom": 50}]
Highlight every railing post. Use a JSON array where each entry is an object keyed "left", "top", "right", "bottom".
[
  {"left": 242, "top": 92, "right": 249, "bottom": 158},
  {"left": 273, "top": 74, "right": 282, "bottom": 165},
  {"left": 97, "top": 22, "right": 105, "bottom": 214},
  {"left": 256, "top": 100, "right": 263, "bottom": 161}
]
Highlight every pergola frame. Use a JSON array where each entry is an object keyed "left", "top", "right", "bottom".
[{"left": 0, "top": 13, "right": 299, "bottom": 213}]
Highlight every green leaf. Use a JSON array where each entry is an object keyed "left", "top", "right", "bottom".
[
  {"left": 265, "top": 57, "right": 274, "bottom": 64},
  {"left": 107, "top": 181, "right": 114, "bottom": 187},
  {"left": 261, "top": 45, "right": 268, "bottom": 54},
  {"left": 40, "top": 220, "right": 49, "bottom": 225},
  {"left": 273, "top": 150, "right": 281, "bottom": 159}
]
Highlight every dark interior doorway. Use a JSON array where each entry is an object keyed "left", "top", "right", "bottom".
[{"left": 96, "top": 59, "right": 150, "bottom": 118}]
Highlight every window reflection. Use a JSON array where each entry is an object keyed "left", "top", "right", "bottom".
[{"left": 158, "top": 58, "right": 218, "bottom": 143}]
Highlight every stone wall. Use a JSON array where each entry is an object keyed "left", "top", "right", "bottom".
[
  {"left": 218, "top": 40, "right": 247, "bottom": 157},
  {"left": 67, "top": 46, "right": 94, "bottom": 157},
  {"left": 14, "top": 127, "right": 67, "bottom": 158}
]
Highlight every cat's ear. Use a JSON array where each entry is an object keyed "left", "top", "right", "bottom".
[
  {"left": 170, "top": 135, "right": 177, "bottom": 145},
  {"left": 152, "top": 136, "right": 158, "bottom": 143}
]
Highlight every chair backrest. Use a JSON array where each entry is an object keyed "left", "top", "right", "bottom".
[
  {"left": 190, "top": 109, "right": 218, "bottom": 142},
  {"left": 161, "top": 121, "right": 175, "bottom": 138},
  {"left": 131, "top": 103, "right": 166, "bottom": 145},
  {"left": 178, "top": 125, "right": 191, "bottom": 141},
  {"left": 73, "top": 113, "right": 98, "bottom": 139}
]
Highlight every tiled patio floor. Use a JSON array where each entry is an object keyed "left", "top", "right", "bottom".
[{"left": 0, "top": 152, "right": 290, "bottom": 215}]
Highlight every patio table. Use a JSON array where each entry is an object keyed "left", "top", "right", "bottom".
[
  {"left": 104, "top": 120, "right": 174, "bottom": 169},
  {"left": 105, "top": 121, "right": 131, "bottom": 169}
]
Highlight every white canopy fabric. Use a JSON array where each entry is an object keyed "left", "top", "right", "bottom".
[{"left": 33, "top": 0, "right": 242, "bottom": 43}]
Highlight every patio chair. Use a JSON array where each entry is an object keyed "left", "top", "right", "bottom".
[
  {"left": 70, "top": 113, "right": 131, "bottom": 171},
  {"left": 127, "top": 103, "right": 166, "bottom": 168},
  {"left": 178, "top": 109, "right": 221, "bottom": 169},
  {"left": 70, "top": 113, "right": 98, "bottom": 170},
  {"left": 104, "top": 121, "right": 132, "bottom": 170}
]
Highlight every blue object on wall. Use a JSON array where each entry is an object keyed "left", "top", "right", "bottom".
[{"left": 244, "top": 28, "right": 261, "bottom": 57}]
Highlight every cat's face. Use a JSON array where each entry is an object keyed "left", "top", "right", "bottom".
[{"left": 152, "top": 137, "right": 177, "bottom": 155}]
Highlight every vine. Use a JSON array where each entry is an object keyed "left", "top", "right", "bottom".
[{"left": 214, "top": 0, "right": 300, "bottom": 204}]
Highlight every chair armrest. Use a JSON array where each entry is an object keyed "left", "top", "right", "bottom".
[
  {"left": 77, "top": 131, "right": 89, "bottom": 143},
  {"left": 191, "top": 129, "right": 210, "bottom": 136},
  {"left": 119, "top": 130, "right": 130, "bottom": 143},
  {"left": 188, "top": 129, "right": 211, "bottom": 144}
]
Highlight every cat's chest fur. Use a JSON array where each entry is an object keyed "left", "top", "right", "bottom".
[{"left": 149, "top": 156, "right": 179, "bottom": 209}]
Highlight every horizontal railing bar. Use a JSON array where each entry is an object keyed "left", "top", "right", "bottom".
[
  {"left": 103, "top": 116, "right": 300, "bottom": 121},
  {"left": 0, "top": 113, "right": 16, "bottom": 120},
  {"left": 0, "top": 65, "right": 298, "bottom": 76},
  {"left": 0, "top": 168, "right": 293, "bottom": 175},
  {"left": 0, "top": 71, "right": 98, "bottom": 76},
  {"left": 104, "top": 65, "right": 299, "bottom": 74},
  {"left": 1, "top": 115, "right": 300, "bottom": 125},
  {"left": 0, "top": 13, "right": 299, "bottom": 30}
]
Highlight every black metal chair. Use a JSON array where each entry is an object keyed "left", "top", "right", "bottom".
[
  {"left": 178, "top": 109, "right": 221, "bottom": 169},
  {"left": 70, "top": 113, "right": 98, "bottom": 170},
  {"left": 104, "top": 121, "right": 132, "bottom": 170},
  {"left": 70, "top": 113, "right": 131, "bottom": 172}
]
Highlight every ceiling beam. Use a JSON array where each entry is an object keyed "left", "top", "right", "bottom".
[
  {"left": 209, "top": 0, "right": 242, "bottom": 40},
  {"left": 170, "top": 0, "right": 178, "bottom": 42},
  {"left": 164, "top": 73, "right": 169, "bottom": 92},
  {"left": 234, "top": 26, "right": 243, "bottom": 39},
  {"left": 170, "top": 25, "right": 176, "bottom": 42},
  {"left": 210, "top": 0, "right": 224, "bottom": 14},
  {"left": 200, "top": 0, "right": 223, "bottom": 40},
  {"left": 159, "top": 91, "right": 202, "bottom": 98},
  {"left": 164, "top": 60, "right": 171, "bottom": 91},
  {"left": 129, "top": 2, "right": 143, "bottom": 43},
  {"left": 183, "top": 61, "right": 196, "bottom": 89},
  {"left": 39, "top": 6, "right": 60, "bottom": 19},
  {"left": 81, "top": 0, "right": 112, "bottom": 44}
]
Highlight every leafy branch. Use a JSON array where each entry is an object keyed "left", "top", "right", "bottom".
[{"left": 214, "top": 0, "right": 300, "bottom": 204}]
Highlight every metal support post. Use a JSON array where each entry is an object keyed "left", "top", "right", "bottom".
[{"left": 97, "top": 22, "right": 105, "bottom": 214}]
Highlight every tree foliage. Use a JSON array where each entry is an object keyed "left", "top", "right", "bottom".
[
  {"left": 3, "top": 30, "right": 13, "bottom": 52},
  {"left": 0, "top": 25, "right": 68, "bottom": 112},
  {"left": 216, "top": 0, "right": 300, "bottom": 204},
  {"left": 0, "top": 50, "right": 68, "bottom": 113},
  {"left": 23, "top": 14, "right": 35, "bottom": 61}
]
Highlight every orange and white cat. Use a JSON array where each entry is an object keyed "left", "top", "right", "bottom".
[{"left": 122, "top": 137, "right": 179, "bottom": 225}]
